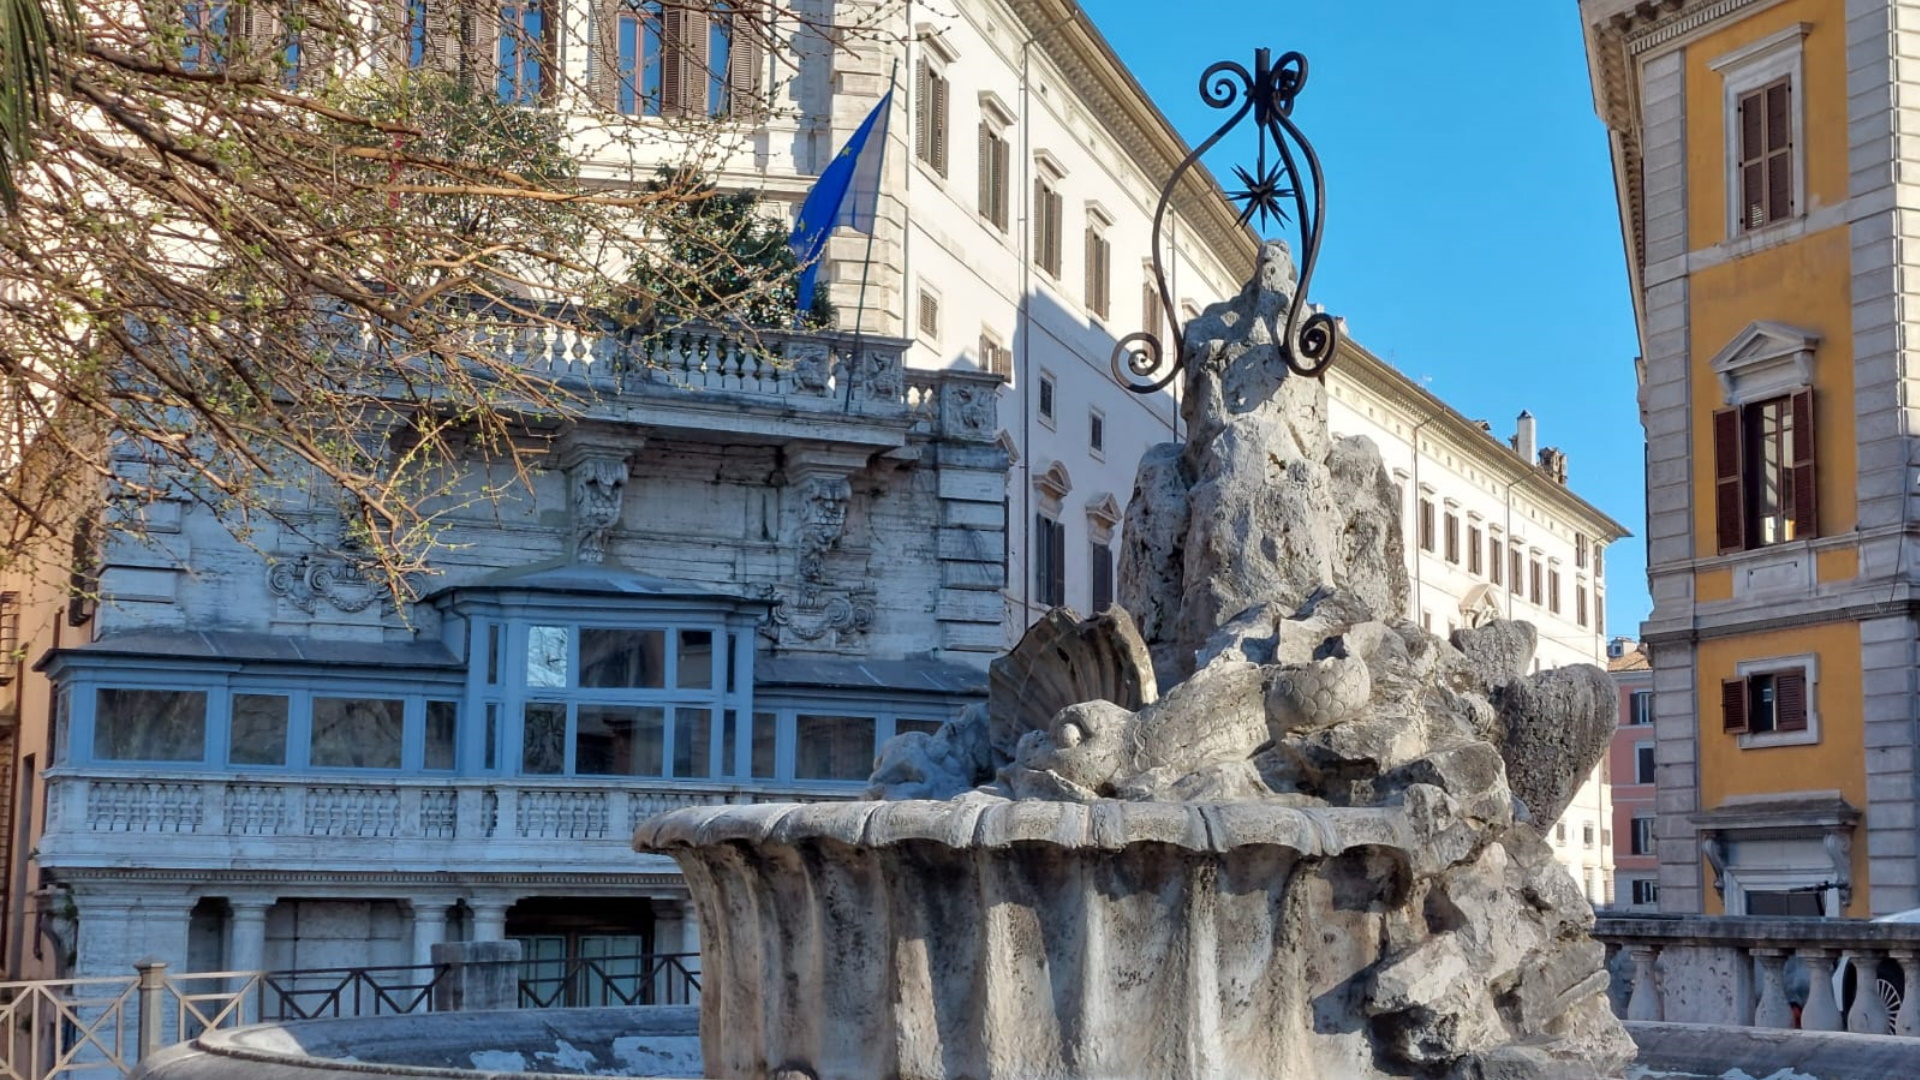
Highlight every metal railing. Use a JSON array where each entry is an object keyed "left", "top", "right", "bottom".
[
  {"left": 1596, "top": 913, "right": 1920, "bottom": 1036},
  {"left": 517, "top": 951, "right": 699, "bottom": 1009},
  {"left": 0, "top": 951, "right": 704, "bottom": 1080}
]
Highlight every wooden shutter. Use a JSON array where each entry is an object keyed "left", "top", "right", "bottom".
[
  {"left": 993, "top": 137, "right": 1009, "bottom": 229},
  {"left": 1773, "top": 669, "right": 1809, "bottom": 732},
  {"left": 1049, "top": 517, "right": 1066, "bottom": 607},
  {"left": 918, "top": 60, "right": 934, "bottom": 161},
  {"left": 930, "top": 72, "right": 948, "bottom": 176},
  {"left": 1766, "top": 81, "right": 1792, "bottom": 221},
  {"left": 1033, "top": 514, "right": 1050, "bottom": 600},
  {"left": 659, "top": 4, "right": 697, "bottom": 117},
  {"left": 725, "top": 1, "right": 765, "bottom": 121},
  {"left": 1721, "top": 678, "right": 1749, "bottom": 734},
  {"left": 1789, "top": 387, "right": 1817, "bottom": 539},
  {"left": 977, "top": 123, "right": 992, "bottom": 218},
  {"left": 234, "top": 2, "right": 281, "bottom": 74},
  {"left": 422, "top": 0, "right": 460, "bottom": 73},
  {"left": 588, "top": 0, "right": 620, "bottom": 109},
  {"left": 1091, "top": 543, "right": 1113, "bottom": 611},
  {"left": 292, "top": 0, "right": 336, "bottom": 89},
  {"left": 1739, "top": 89, "right": 1764, "bottom": 230},
  {"left": 1034, "top": 178, "right": 1048, "bottom": 272},
  {"left": 1713, "top": 406, "right": 1746, "bottom": 553}
]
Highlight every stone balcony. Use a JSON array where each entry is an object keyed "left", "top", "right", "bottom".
[
  {"left": 37, "top": 770, "right": 859, "bottom": 878},
  {"left": 1594, "top": 913, "right": 1920, "bottom": 1037}
]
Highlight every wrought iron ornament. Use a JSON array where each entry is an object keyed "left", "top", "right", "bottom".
[{"left": 1112, "top": 48, "right": 1341, "bottom": 392}]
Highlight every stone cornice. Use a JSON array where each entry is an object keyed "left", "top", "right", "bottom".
[
  {"left": 1333, "top": 341, "right": 1633, "bottom": 542},
  {"left": 49, "top": 867, "right": 688, "bottom": 889}
]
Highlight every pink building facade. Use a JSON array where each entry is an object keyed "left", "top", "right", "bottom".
[{"left": 1607, "top": 639, "right": 1657, "bottom": 910}]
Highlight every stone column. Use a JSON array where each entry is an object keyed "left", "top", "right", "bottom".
[
  {"left": 227, "top": 899, "right": 270, "bottom": 974},
  {"left": 1799, "top": 949, "right": 1843, "bottom": 1031},
  {"left": 468, "top": 899, "right": 510, "bottom": 942},
  {"left": 410, "top": 900, "right": 452, "bottom": 970}
]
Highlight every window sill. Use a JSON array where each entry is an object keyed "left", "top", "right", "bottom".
[
  {"left": 1737, "top": 728, "right": 1819, "bottom": 750},
  {"left": 912, "top": 158, "right": 949, "bottom": 189}
]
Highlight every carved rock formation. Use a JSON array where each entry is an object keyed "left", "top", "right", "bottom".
[{"left": 638, "top": 240, "right": 1632, "bottom": 1080}]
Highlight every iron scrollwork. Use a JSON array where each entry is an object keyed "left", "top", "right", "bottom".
[{"left": 1112, "top": 48, "right": 1341, "bottom": 392}]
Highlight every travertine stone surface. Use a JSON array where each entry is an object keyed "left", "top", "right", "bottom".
[{"left": 637, "top": 242, "right": 1632, "bottom": 1080}]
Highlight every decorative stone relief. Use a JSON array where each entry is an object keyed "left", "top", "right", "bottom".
[
  {"left": 267, "top": 553, "right": 386, "bottom": 614},
  {"left": 758, "top": 583, "right": 875, "bottom": 650},
  {"left": 860, "top": 349, "right": 903, "bottom": 402},
  {"left": 788, "top": 342, "right": 832, "bottom": 394},
  {"left": 939, "top": 381, "right": 997, "bottom": 441},
  {"left": 793, "top": 472, "right": 852, "bottom": 585},
  {"left": 566, "top": 454, "right": 629, "bottom": 564}
]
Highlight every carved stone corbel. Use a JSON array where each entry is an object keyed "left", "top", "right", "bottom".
[
  {"left": 555, "top": 434, "right": 639, "bottom": 565},
  {"left": 1701, "top": 831, "right": 1727, "bottom": 897}
]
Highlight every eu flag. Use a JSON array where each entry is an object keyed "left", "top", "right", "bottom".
[{"left": 789, "top": 89, "right": 893, "bottom": 317}]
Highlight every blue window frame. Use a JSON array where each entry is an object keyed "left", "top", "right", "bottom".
[
  {"left": 615, "top": 0, "right": 663, "bottom": 116},
  {"left": 406, "top": 0, "right": 429, "bottom": 67},
  {"left": 181, "top": 0, "right": 229, "bottom": 70},
  {"left": 706, "top": 2, "right": 731, "bottom": 117},
  {"left": 497, "top": 1, "right": 546, "bottom": 104}
]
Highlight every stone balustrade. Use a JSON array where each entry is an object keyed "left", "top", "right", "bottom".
[
  {"left": 1594, "top": 913, "right": 1920, "bottom": 1037},
  {"left": 41, "top": 771, "right": 854, "bottom": 873}
]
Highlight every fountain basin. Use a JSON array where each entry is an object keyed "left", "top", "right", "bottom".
[{"left": 636, "top": 799, "right": 1420, "bottom": 1080}]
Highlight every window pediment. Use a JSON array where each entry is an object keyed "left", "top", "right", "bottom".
[
  {"left": 1710, "top": 320, "right": 1819, "bottom": 406},
  {"left": 1033, "top": 460, "right": 1072, "bottom": 502}
]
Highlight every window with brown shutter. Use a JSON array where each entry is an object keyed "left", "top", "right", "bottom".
[
  {"left": 1716, "top": 390, "right": 1817, "bottom": 552},
  {"left": 1725, "top": 667, "right": 1812, "bottom": 737},
  {"left": 1091, "top": 541, "right": 1113, "bottom": 611},
  {"left": 658, "top": 4, "right": 702, "bottom": 117},
  {"left": 1529, "top": 559, "right": 1543, "bottom": 604},
  {"left": 1488, "top": 532, "right": 1502, "bottom": 585},
  {"left": 1576, "top": 586, "right": 1588, "bottom": 627},
  {"left": 1737, "top": 79, "right": 1794, "bottom": 231},
  {"left": 978, "top": 124, "right": 1009, "bottom": 230},
  {"left": 1142, "top": 271, "right": 1165, "bottom": 340},
  {"left": 917, "top": 290, "right": 940, "bottom": 340},
  {"left": 1034, "top": 177, "right": 1063, "bottom": 277},
  {"left": 1034, "top": 515, "right": 1066, "bottom": 608},
  {"left": 1468, "top": 526, "right": 1482, "bottom": 575},
  {"left": 1510, "top": 550, "right": 1523, "bottom": 595},
  {"left": 915, "top": 58, "right": 948, "bottom": 175},
  {"left": 1417, "top": 499, "right": 1435, "bottom": 553},
  {"left": 1548, "top": 570, "right": 1561, "bottom": 614},
  {"left": 1084, "top": 227, "right": 1110, "bottom": 319},
  {"left": 1443, "top": 512, "right": 1459, "bottom": 564}
]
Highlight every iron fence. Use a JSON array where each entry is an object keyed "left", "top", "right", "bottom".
[{"left": 516, "top": 952, "right": 700, "bottom": 1008}]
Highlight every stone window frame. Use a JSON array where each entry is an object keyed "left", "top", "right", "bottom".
[
  {"left": 1730, "top": 652, "right": 1820, "bottom": 750},
  {"left": 1633, "top": 739, "right": 1655, "bottom": 785},
  {"left": 1711, "top": 23, "right": 1809, "bottom": 241},
  {"left": 1037, "top": 368, "right": 1058, "bottom": 430},
  {"left": 1629, "top": 816, "right": 1655, "bottom": 858},
  {"left": 1088, "top": 407, "right": 1105, "bottom": 460},
  {"left": 913, "top": 31, "right": 957, "bottom": 179},
  {"left": 976, "top": 92, "right": 1014, "bottom": 234}
]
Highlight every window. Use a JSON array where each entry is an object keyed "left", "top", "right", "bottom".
[
  {"left": 1737, "top": 78, "right": 1793, "bottom": 230},
  {"left": 1089, "top": 411, "right": 1104, "bottom": 456},
  {"left": 1417, "top": 498, "right": 1435, "bottom": 553},
  {"left": 95, "top": 689, "right": 207, "bottom": 762},
  {"left": 1510, "top": 550, "right": 1524, "bottom": 596},
  {"left": 1603, "top": 828, "right": 1612, "bottom": 848},
  {"left": 1548, "top": 569, "right": 1561, "bottom": 615},
  {"left": 1634, "top": 741, "right": 1655, "bottom": 784},
  {"left": 918, "top": 289, "right": 940, "bottom": 340},
  {"left": 425, "top": 700, "right": 459, "bottom": 771},
  {"left": 1631, "top": 879, "right": 1659, "bottom": 905},
  {"left": 592, "top": 0, "right": 762, "bottom": 118},
  {"left": 1467, "top": 526, "right": 1483, "bottom": 575},
  {"left": 1629, "top": 689, "right": 1653, "bottom": 726},
  {"left": 1084, "top": 224, "right": 1111, "bottom": 319},
  {"left": 1033, "top": 173, "right": 1064, "bottom": 278},
  {"left": 180, "top": 0, "right": 231, "bottom": 70},
  {"left": 1142, "top": 269, "right": 1165, "bottom": 337},
  {"left": 1554, "top": 821, "right": 1566, "bottom": 844},
  {"left": 978, "top": 122, "right": 1010, "bottom": 230},
  {"left": 1443, "top": 512, "right": 1459, "bottom": 564},
  {"left": 1090, "top": 541, "right": 1114, "bottom": 611},
  {"left": 495, "top": 0, "right": 550, "bottom": 104},
  {"left": 1038, "top": 372, "right": 1056, "bottom": 423},
  {"left": 1582, "top": 823, "right": 1595, "bottom": 848},
  {"left": 518, "top": 622, "right": 730, "bottom": 777},
  {"left": 230, "top": 693, "right": 289, "bottom": 766},
  {"left": 915, "top": 56, "right": 949, "bottom": 176},
  {"left": 1529, "top": 559, "right": 1543, "bottom": 605},
  {"left": 1630, "top": 817, "right": 1655, "bottom": 857},
  {"left": 1576, "top": 533, "right": 1588, "bottom": 569},
  {"left": 978, "top": 333, "right": 1011, "bottom": 381},
  {"left": 1488, "top": 531, "right": 1502, "bottom": 585},
  {"left": 1034, "top": 515, "right": 1066, "bottom": 607},
  {"left": 311, "top": 696, "right": 404, "bottom": 768},
  {"left": 1714, "top": 390, "right": 1815, "bottom": 551},
  {"left": 1594, "top": 544, "right": 1605, "bottom": 579},
  {"left": 794, "top": 714, "right": 875, "bottom": 780},
  {"left": 1722, "top": 663, "right": 1812, "bottom": 740}
]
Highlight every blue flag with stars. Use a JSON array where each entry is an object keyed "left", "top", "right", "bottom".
[{"left": 789, "top": 89, "right": 893, "bottom": 317}]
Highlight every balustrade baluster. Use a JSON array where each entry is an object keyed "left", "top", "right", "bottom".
[
  {"left": 1752, "top": 948, "right": 1793, "bottom": 1028},
  {"left": 1895, "top": 948, "right": 1920, "bottom": 1037},
  {"left": 1625, "top": 945, "right": 1662, "bottom": 1022},
  {"left": 1847, "top": 948, "right": 1892, "bottom": 1034},
  {"left": 1799, "top": 948, "right": 1843, "bottom": 1031}
]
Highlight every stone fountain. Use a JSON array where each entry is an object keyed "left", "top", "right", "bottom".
[{"left": 633, "top": 239, "right": 1635, "bottom": 1079}]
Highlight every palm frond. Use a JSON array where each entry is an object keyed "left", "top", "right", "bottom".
[{"left": 0, "top": 0, "right": 73, "bottom": 213}]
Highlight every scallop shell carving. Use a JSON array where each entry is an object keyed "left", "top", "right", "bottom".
[{"left": 987, "top": 607, "right": 1159, "bottom": 766}]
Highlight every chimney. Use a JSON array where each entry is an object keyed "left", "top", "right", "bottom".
[{"left": 1512, "top": 410, "right": 1536, "bottom": 463}]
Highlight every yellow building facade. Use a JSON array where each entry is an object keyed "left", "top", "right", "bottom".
[{"left": 1584, "top": 0, "right": 1918, "bottom": 917}]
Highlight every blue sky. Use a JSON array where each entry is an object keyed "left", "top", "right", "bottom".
[{"left": 1079, "top": 0, "right": 1651, "bottom": 637}]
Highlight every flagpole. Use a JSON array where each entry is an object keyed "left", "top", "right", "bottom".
[{"left": 845, "top": 59, "right": 899, "bottom": 412}]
